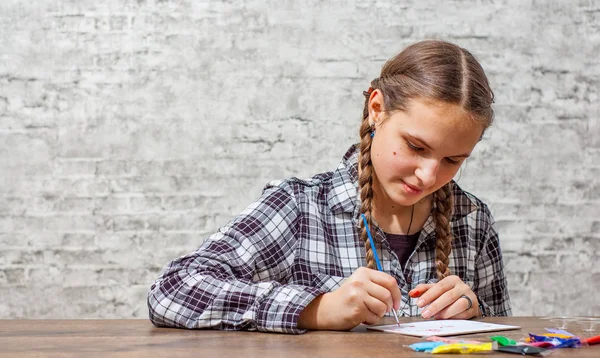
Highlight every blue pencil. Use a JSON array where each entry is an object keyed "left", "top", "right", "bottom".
[{"left": 362, "top": 213, "right": 401, "bottom": 326}]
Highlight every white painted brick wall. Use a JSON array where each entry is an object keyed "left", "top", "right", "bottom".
[{"left": 0, "top": 0, "right": 598, "bottom": 319}]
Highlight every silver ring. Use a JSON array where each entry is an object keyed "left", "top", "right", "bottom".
[{"left": 460, "top": 294, "right": 473, "bottom": 311}]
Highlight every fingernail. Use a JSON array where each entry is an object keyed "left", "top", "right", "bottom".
[
  {"left": 417, "top": 299, "right": 424, "bottom": 307},
  {"left": 421, "top": 309, "right": 431, "bottom": 319}
]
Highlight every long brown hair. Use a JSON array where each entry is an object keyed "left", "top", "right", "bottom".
[{"left": 358, "top": 40, "right": 494, "bottom": 280}]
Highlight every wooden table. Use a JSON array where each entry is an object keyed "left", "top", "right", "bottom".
[{"left": 1, "top": 317, "right": 598, "bottom": 357}]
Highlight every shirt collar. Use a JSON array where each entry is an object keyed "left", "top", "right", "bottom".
[{"left": 327, "top": 144, "right": 360, "bottom": 218}]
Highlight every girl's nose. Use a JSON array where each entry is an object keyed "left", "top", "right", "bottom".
[{"left": 415, "top": 159, "right": 439, "bottom": 188}]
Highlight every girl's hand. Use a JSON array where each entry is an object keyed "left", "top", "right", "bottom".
[
  {"left": 408, "top": 275, "right": 479, "bottom": 320},
  {"left": 298, "top": 267, "right": 401, "bottom": 330}
]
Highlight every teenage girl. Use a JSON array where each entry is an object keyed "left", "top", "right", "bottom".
[{"left": 148, "top": 39, "right": 512, "bottom": 334}]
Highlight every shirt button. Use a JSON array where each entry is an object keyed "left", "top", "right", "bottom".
[{"left": 406, "top": 277, "right": 412, "bottom": 285}]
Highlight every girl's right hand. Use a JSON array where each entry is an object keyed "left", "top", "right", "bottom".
[{"left": 298, "top": 267, "right": 401, "bottom": 330}]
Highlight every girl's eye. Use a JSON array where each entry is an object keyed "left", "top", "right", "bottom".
[
  {"left": 407, "top": 141, "right": 423, "bottom": 151},
  {"left": 445, "top": 158, "right": 460, "bottom": 165}
]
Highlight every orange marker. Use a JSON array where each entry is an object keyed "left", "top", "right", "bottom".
[{"left": 583, "top": 335, "right": 600, "bottom": 345}]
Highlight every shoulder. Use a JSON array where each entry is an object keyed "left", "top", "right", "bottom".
[
  {"left": 263, "top": 171, "right": 335, "bottom": 202},
  {"left": 220, "top": 174, "right": 336, "bottom": 239}
]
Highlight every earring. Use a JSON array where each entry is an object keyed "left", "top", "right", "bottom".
[{"left": 370, "top": 123, "right": 375, "bottom": 138}]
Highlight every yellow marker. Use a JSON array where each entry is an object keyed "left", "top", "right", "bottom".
[
  {"left": 540, "top": 333, "right": 573, "bottom": 339},
  {"left": 431, "top": 342, "right": 493, "bottom": 354}
]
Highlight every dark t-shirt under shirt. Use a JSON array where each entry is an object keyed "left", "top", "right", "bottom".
[{"left": 386, "top": 231, "right": 421, "bottom": 270}]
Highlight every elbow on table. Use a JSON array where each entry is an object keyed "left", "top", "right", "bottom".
[
  {"left": 146, "top": 281, "right": 201, "bottom": 329},
  {"left": 147, "top": 281, "right": 169, "bottom": 327}
]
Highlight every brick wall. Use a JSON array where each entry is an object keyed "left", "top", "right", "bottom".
[{"left": 0, "top": 0, "right": 598, "bottom": 318}]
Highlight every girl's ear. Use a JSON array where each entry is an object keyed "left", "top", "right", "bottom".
[{"left": 368, "top": 89, "right": 385, "bottom": 126}]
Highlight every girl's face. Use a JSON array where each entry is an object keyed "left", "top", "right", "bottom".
[{"left": 368, "top": 93, "right": 484, "bottom": 208}]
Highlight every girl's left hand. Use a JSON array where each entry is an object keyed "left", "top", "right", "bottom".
[{"left": 408, "top": 275, "right": 479, "bottom": 320}]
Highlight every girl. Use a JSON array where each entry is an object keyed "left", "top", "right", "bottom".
[{"left": 147, "top": 40, "right": 512, "bottom": 334}]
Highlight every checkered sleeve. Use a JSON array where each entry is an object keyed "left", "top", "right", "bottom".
[
  {"left": 473, "top": 205, "right": 512, "bottom": 317},
  {"left": 147, "top": 185, "right": 325, "bottom": 334}
]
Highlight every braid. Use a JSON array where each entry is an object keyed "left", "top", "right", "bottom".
[
  {"left": 358, "top": 83, "right": 378, "bottom": 269},
  {"left": 432, "top": 183, "right": 454, "bottom": 280}
]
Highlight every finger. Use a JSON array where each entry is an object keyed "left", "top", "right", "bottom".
[
  {"left": 362, "top": 309, "right": 382, "bottom": 325},
  {"left": 360, "top": 295, "right": 381, "bottom": 326},
  {"left": 444, "top": 310, "right": 473, "bottom": 320},
  {"left": 415, "top": 276, "right": 458, "bottom": 309},
  {"left": 368, "top": 270, "right": 402, "bottom": 310},
  {"left": 433, "top": 295, "right": 473, "bottom": 319},
  {"left": 363, "top": 295, "right": 389, "bottom": 320},
  {"left": 420, "top": 289, "right": 462, "bottom": 319},
  {"left": 409, "top": 284, "right": 434, "bottom": 298},
  {"left": 364, "top": 280, "right": 394, "bottom": 311}
]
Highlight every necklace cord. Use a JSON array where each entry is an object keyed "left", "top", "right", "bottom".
[{"left": 406, "top": 204, "right": 415, "bottom": 235}]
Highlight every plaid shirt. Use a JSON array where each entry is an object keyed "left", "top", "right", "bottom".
[{"left": 148, "top": 144, "right": 511, "bottom": 334}]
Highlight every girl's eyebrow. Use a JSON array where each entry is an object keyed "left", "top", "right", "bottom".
[{"left": 407, "top": 134, "right": 471, "bottom": 158}]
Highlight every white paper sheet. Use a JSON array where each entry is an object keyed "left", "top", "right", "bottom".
[{"left": 367, "top": 320, "right": 521, "bottom": 337}]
